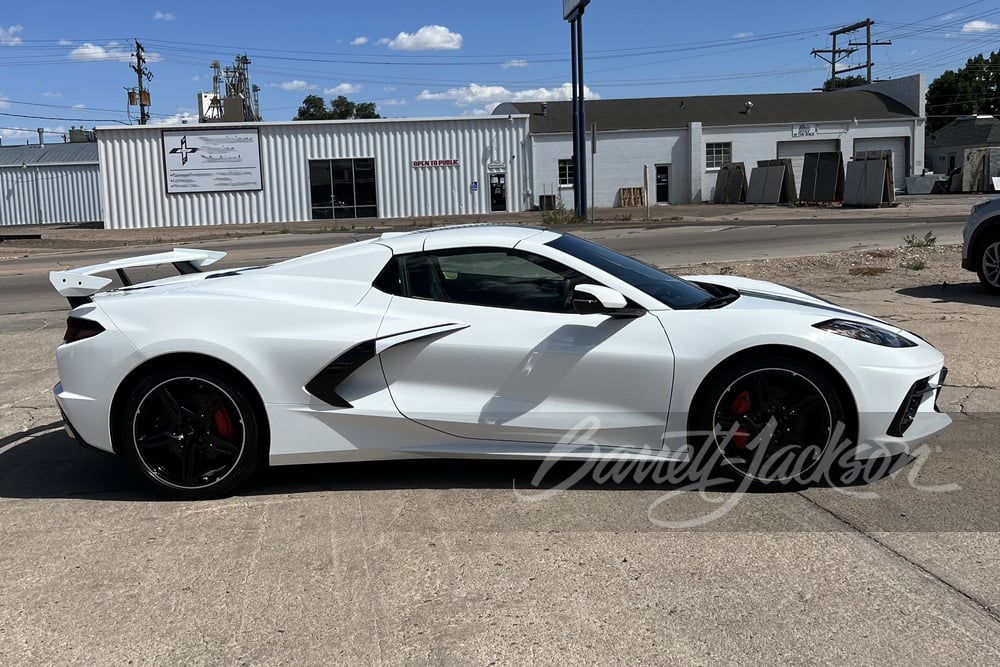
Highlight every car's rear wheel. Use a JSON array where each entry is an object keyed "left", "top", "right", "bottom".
[
  {"left": 118, "top": 366, "right": 265, "bottom": 499},
  {"left": 693, "top": 357, "right": 849, "bottom": 486},
  {"left": 976, "top": 234, "right": 1000, "bottom": 294}
]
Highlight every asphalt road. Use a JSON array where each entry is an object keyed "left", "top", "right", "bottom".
[{"left": 1, "top": 216, "right": 997, "bottom": 665}]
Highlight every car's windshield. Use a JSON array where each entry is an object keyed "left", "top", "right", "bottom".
[{"left": 546, "top": 233, "right": 712, "bottom": 309}]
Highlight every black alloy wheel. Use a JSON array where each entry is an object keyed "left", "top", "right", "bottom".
[
  {"left": 120, "top": 367, "right": 264, "bottom": 499},
  {"left": 696, "top": 358, "right": 849, "bottom": 485}
]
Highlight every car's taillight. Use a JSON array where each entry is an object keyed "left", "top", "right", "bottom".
[{"left": 63, "top": 316, "right": 105, "bottom": 344}]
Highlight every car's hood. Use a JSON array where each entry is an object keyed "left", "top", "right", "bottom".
[{"left": 682, "top": 274, "right": 889, "bottom": 326}]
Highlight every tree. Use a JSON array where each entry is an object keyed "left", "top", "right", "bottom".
[
  {"left": 293, "top": 94, "right": 382, "bottom": 121},
  {"left": 926, "top": 52, "right": 1000, "bottom": 133},
  {"left": 294, "top": 94, "right": 330, "bottom": 120},
  {"left": 822, "top": 74, "right": 868, "bottom": 91}
]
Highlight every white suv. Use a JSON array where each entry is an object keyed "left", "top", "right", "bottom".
[{"left": 962, "top": 197, "right": 1000, "bottom": 293}]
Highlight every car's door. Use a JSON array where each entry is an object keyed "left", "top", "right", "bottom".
[{"left": 375, "top": 247, "right": 674, "bottom": 449}]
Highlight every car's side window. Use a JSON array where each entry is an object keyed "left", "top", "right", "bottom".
[{"left": 395, "top": 248, "right": 589, "bottom": 313}]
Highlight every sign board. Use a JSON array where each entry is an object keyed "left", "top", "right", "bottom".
[
  {"left": 563, "top": 0, "right": 590, "bottom": 20},
  {"left": 792, "top": 123, "right": 818, "bottom": 137},
  {"left": 471, "top": 180, "right": 479, "bottom": 192},
  {"left": 412, "top": 159, "right": 459, "bottom": 168},
  {"left": 162, "top": 128, "right": 262, "bottom": 194},
  {"left": 487, "top": 160, "right": 506, "bottom": 171}
]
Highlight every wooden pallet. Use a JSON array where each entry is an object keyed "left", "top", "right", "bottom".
[{"left": 618, "top": 186, "right": 646, "bottom": 207}]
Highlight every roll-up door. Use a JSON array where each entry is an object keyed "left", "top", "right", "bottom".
[{"left": 852, "top": 137, "right": 908, "bottom": 192}]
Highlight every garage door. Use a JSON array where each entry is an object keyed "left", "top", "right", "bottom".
[
  {"left": 776, "top": 140, "right": 840, "bottom": 195},
  {"left": 852, "top": 137, "right": 908, "bottom": 193}
]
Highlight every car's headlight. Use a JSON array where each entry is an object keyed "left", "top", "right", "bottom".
[{"left": 813, "top": 319, "right": 917, "bottom": 348}]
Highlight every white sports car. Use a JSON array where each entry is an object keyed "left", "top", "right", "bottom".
[{"left": 50, "top": 225, "right": 950, "bottom": 498}]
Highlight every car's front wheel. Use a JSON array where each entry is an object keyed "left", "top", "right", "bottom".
[
  {"left": 692, "top": 356, "right": 851, "bottom": 486},
  {"left": 118, "top": 365, "right": 265, "bottom": 499},
  {"left": 976, "top": 234, "right": 1000, "bottom": 294}
]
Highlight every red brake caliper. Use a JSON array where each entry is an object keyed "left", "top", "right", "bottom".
[
  {"left": 213, "top": 408, "right": 235, "bottom": 442},
  {"left": 731, "top": 389, "right": 751, "bottom": 449}
]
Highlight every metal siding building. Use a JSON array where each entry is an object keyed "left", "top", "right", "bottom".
[
  {"left": 98, "top": 116, "right": 530, "bottom": 229},
  {"left": 0, "top": 143, "right": 101, "bottom": 226}
]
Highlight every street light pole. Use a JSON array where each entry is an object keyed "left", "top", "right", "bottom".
[{"left": 564, "top": 0, "right": 591, "bottom": 220}]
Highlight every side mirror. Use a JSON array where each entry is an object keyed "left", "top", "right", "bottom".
[{"left": 572, "top": 284, "right": 644, "bottom": 318}]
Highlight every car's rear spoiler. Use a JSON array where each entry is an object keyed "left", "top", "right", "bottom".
[{"left": 49, "top": 248, "right": 226, "bottom": 307}]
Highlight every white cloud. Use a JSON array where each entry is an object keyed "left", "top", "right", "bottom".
[
  {"left": 351, "top": 36, "right": 368, "bottom": 45},
  {"left": 324, "top": 83, "right": 362, "bottom": 95},
  {"left": 1, "top": 24, "right": 23, "bottom": 45},
  {"left": 272, "top": 80, "right": 317, "bottom": 91},
  {"left": 501, "top": 59, "right": 528, "bottom": 69},
  {"left": 381, "top": 98, "right": 407, "bottom": 106},
  {"left": 153, "top": 11, "right": 175, "bottom": 21},
  {"left": 72, "top": 103, "right": 86, "bottom": 109},
  {"left": 0, "top": 125, "right": 65, "bottom": 142},
  {"left": 58, "top": 39, "right": 72, "bottom": 46},
  {"left": 42, "top": 92, "right": 63, "bottom": 98},
  {"left": 0, "top": 94, "right": 9, "bottom": 109},
  {"left": 384, "top": 86, "right": 396, "bottom": 92},
  {"left": 68, "top": 42, "right": 161, "bottom": 63},
  {"left": 961, "top": 20, "right": 999, "bottom": 32},
  {"left": 733, "top": 32, "right": 753, "bottom": 39},
  {"left": 149, "top": 111, "right": 197, "bottom": 126},
  {"left": 192, "top": 74, "right": 201, "bottom": 81},
  {"left": 387, "top": 25, "right": 462, "bottom": 51},
  {"left": 417, "top": 82, "right": 598, "bottom": 111},
  {"left": 940, "top": 13, "right": 960, "bottom": 21}
]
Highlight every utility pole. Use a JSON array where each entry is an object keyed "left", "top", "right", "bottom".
[
  {"left": 848, "top": 20, "right": 891, "bottom": 83},
  {"left": 813, "top": 19, "right": 890, "bottom": 89},
  {"left": 130, "top": 39, "right": 153, "bottom": 124}
]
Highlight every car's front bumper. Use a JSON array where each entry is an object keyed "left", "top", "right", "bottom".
[{"left": 853, "top": 365, "right": 951, "bottom": 459}]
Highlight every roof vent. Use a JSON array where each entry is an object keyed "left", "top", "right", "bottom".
[{"left": 541, "top": 102, "right": 548, "bottom": 117}]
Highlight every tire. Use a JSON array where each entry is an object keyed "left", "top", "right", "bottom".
[
  {"left": 691, "top": 356, "right": 850, "bottom": 487},
  {"left": 117, "top": 365, "right": 266, "bottom": 499},
  {"left": 976, "top": 234, "right": 1000, "bottom": 294}
]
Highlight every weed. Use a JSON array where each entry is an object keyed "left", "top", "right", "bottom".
[
  {"left": 849, "top": 266, "right": 890, "bottom": 276},
  {"left": 903, "top": 231, "right": 936, "bottom": 248},
  {"left": 611, "top": 213, "right": 632, "bottom": 222},
  {"left": 540, "top": 196, "right": 583, "bottom": 225},
  {"left": 719, "top": 266, "right": 734, "bottom": 275},
  {"left": 278, "top": 226, "right": 290, "bottom": 234},
  {"left": 902, "top": 258, "right": 927, "bottom": 270},
  {"left": 866, "top": 248, "right": 895, "bottom": 259}
]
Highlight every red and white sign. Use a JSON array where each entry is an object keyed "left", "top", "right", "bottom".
[{"left": 412, "top": 159, "right": 460, "bottom": 168}]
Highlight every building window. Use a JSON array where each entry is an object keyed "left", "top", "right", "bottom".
[
  {"left": 558, "top": 159, "right": 574, "bottom": 186},
  {"left": 309, "top": 158, "right": 378, "bottom": 220},
  {"left": 705, "top": 142, "right": 732, "bottom": 169}
]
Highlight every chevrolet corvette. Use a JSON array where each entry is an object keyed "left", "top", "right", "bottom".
[{"left": 50, "top": 225, "right": 950, "bottom": 498}]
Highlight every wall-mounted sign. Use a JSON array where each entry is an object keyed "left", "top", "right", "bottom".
[
  {"left": 471, "top": 180, "right": 479, "bottom": 192},
  {"left": 487, "top": 160, "right": 507, "bottom": 171},
  {"left": 412, "top": 159, "right": 459, "bottom": 168},
  {"left": 162, "top": 128, "right": 262, "bottom": 194},
  {"left": 792, "top": 124, "right": 818, "bottom": 137}
]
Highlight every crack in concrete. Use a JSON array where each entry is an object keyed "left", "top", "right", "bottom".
[{"left": 796, "top": 492, "right": 1000, "bottom": 627}]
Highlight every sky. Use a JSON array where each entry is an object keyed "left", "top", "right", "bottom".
[{"left": 2, "top": 0, "right": 1000, "bottom": 143}]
